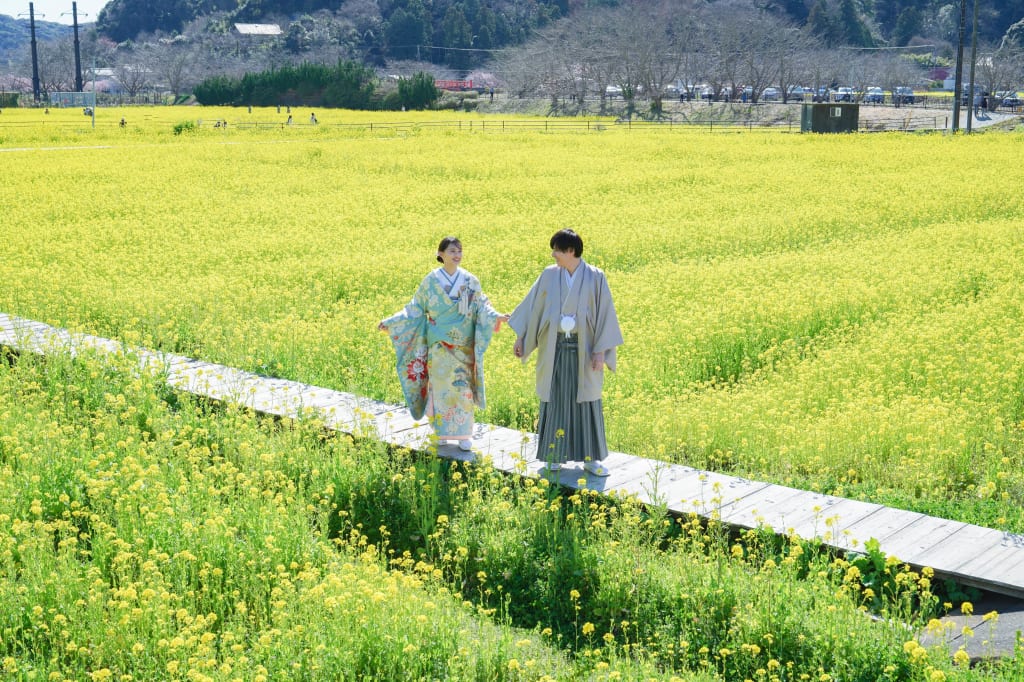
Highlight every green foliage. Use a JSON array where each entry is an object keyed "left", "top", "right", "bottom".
[
  {"left": 3, "top": 341, "right": 1024, "bottom": 679},
  {"left": 172, "top": 120, "right": 196, "bottom": 135},
  {"left": 192, "top": 75, "right": 238, "bottom": 106},
  {"left": 193, "top": 61, "right": 378, "bottom": 109},
  {"left": 397, "top": 72, "right": 440, "bottom": 110},
  {"left": 0, "top": 92, "right": 17, "bottom": 108},
  {"left": 384, "top": 4, "right": 429, "bottom": 61}
]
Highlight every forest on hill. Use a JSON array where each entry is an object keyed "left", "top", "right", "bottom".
[
  {"left": 87, "top": 0, "right": 1024, "bottom": 61},
  {"left": 3, "top": 0, "right": 1023, "bottom": 107}
]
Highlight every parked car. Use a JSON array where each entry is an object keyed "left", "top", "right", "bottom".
[
  {"left": 894, "top": 86, "right": 915, "bottom": 105},
  {"left": 785, "top": 85, "right": 808, "bottom": 101},
  {"left": 995, "top": 90, "right": 1022, "bottom": 107},
  {"left": 864, "top": 87, "right": 884, "bottom": 104},
  {"left": 761, "top": 87, "right": 780, "bottom": 101},
  {"left": 833, "top": 87, "right": 854, "bottom": 102}
]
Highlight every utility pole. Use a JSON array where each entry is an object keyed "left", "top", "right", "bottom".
[
  {"left": 951, "top": 0, "right": 967, "bottom": 132},
  {"left": 25, "top": 3, "right": 42, "bottom": 102},
  {"left": 72, "top": 2, "right": 84, "bottom": 91},
  {"left": 966, "top": 0, "right": 979, "bottom": 133},
  {"left": 63, "top": 3, "right": 87, "bottom": 92}
]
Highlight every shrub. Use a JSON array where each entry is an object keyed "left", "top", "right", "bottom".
[
  {"left": 172, "top": 120, "right": 196, "bottom": 135},
  {"left": 397, "top": 72, "right": 440, "bottom": 110}
]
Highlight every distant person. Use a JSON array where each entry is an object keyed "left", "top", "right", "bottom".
[
  {"left": 286, "top": 114, "right": 293, "bottom": 125},
  {"left": 973, "top": 92, "right": 981, "bottom": 116},
  {"left": 119, "top": 117, "right": 126, "bottom": 128},
  {"left": 508, "top": 229, "right": 623, "bottom": 477},
  {"left": 310, "top": 112, "right": 318, "bottom": 124}
]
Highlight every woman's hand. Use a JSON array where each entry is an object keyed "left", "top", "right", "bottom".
[
  {"left": 494, "top": 314, "right": 510, "bottom": 332},
  {"left": 513, "top": 336, "right": 524, "bottom": 358},
  {"left": 590, "top": 351, "right": 605, "bottom": 371}
]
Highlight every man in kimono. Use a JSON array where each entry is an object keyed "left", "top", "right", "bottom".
[{"left": 509, "top": 229, "right": 624, "bottom": 476}]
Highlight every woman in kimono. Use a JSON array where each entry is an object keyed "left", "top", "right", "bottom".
[
  {"left": 380, "top": 237, "right": 508, "bottom": 451},
  {"left": 508, "top": 229, "right": 623, "bottom": 476}
]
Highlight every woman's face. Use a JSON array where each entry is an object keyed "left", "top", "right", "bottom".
[
  {"left": 438, "top": 243, "right": 463, "bottom": 269},
  {"left": 551, "top": 248, "right": 577, "bottom": 269}
]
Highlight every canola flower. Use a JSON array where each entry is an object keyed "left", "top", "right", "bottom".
[
  {"left": 2, "top": 107, "right": 1022, "bottom": 534},
  {"left": 1, "top": 348, "right": 1021, "bottom": 680},
  {"left": 2, "top": 109, "right": 1024, "bottom": 680}
]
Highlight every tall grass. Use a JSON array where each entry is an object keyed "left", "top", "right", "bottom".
[
  {"left": 1, "top": 107, "right": 1022, "bottom": 536},
  {"left": 1, "top": 349, "right": 1022, "bottom": 679}
]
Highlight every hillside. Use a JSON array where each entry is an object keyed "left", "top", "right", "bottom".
[
  {"left": 0, "top": 13, "right": 74, "bottom": 58},
  {"left": 85, "top": 0, "right": 1024, "bottom": 63}
]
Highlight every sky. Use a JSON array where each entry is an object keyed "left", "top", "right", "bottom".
[{"left": 2, "top": 0, "right": 109, "bottom": 24}]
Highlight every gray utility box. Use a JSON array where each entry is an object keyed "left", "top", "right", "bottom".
[{"left": 801, "top": 102, "right": 859, "bottom": 133}]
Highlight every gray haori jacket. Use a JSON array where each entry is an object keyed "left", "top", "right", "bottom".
[{"left": 508, "top": 261, "right": 623, "bottom": 403}]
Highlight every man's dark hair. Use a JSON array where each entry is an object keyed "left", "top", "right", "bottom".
[{"left": 549, "top": 229, "right": 583, "bottom": 257}]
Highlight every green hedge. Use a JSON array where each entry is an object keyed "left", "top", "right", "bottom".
[{"left": 193, "top": 60, "right": 378, "bottom": 108}]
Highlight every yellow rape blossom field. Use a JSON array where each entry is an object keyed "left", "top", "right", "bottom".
[
  {"left": 2, "top": 105, "right": 1023, "bottom": 536},
  {"left": 3, "top": 106, "right": 1024, "bottom": 680}
]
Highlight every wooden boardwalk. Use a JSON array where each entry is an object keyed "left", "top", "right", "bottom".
[{"left": 2, "top": 311, "right": 1023, "bottom": 600}]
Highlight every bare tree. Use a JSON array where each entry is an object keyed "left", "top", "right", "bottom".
[
  {"left": 35, "top": 36, "right": 78, "bottom": 95},
  {"left": 706, "top": 7, "right": 746, "bottom": 102},
  {"left": 533, "top": 18, "right": 590, "bottom": 106},
  {"left": 875, "top": 53, "right": 922, "bottom": 106},
  {"left": 494, "top": 42, "right": 546, "bottom": 99},
  {"left": 143, "top": 39, "right": 198, "bottom": 98},
  {"left": 837, "top": 51, "right": 874, "bottom": 101},
  {"left": 673, "top": 16, "right": 714, "bottom": 102},
  {"left": 975, "top": 47, "right": 1024, "bottom": 104},
  {"left": 115, "top": 56, "right": 150, "bottom": 97},
  {"left": 777, "top": 28, "right": 819, "bottom": 102},
  {"left": 804, "top": 48, "right": 844, "bottom": 101}
]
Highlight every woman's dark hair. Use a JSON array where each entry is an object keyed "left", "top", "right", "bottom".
[
  {"left": 549, "top": 229, "right": 583, "bottom": 257},
  {"left": 437, "top": 236, "right": 462, "bottom": 263}
]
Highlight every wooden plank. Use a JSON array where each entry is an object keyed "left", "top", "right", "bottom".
[
  {"left": 840, "top": 508, "right": 925, "bottom": 550},
  {"left": 590, "top": 456, "right": 663, "bottom": 496},
  {"left": 165, "top": 362, "right": 240, "bottom": 395},
  {"left": 600, "top": 454, "right": 671, "bottom": 489},
  {"left": 948, "top": 543, "right": 1024, "bottom": 599},
  {"left": 479, "top": 433, "right": 538, "bottom": 473},
  {"left": 778, "top": 496, "right": 883, "bottom": 539},
  {"left": 661, "top": 472, "right": 771, "bottom": 518},
  {"left": 472, "top": 425, "right": 533, "bottom": 454},
  {"left": 243, "top": 378, "right": 324, "bottom": 417},
  {"left": 904, "top": 525, "right": 1009, "bottom": 571},
  {"left": 717, "top": 485, "right": 815, "bottom": 531},
  {"left": 76, "top": 334, "right": 124, "bottom": 355},
  {"left": 869, "top": 516, "right": 966, "bottom": 564}
]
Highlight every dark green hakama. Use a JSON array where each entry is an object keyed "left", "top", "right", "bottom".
[{"left": 536, "top": 333, "right": 609, "bottom": 465}]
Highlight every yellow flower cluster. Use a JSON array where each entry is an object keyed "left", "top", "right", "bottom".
[{"left": 3, "top": 107, "right": 1022, "bottom": 531}]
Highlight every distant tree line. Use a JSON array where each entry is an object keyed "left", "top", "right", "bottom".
[
  {"left": 95, "top": 0, "right": 572, "bottom": 69},
  {"left": 5, "top": 0, "right": 1024, "bottom": 109},
  {"left": 498, "top": 0, "right": 1024, "bottom": 114},
  {"left": 88, "top": 0, "right": 1024, "bottom": 62},
  {"left": 193, "top": 60, "right": 439, "bottom": 109}
]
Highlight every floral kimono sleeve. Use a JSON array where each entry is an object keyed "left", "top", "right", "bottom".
[
  {"left": 382, "top": 281, "right": 431, "bottom": 420},
  {"left": 470, "top": 284, "right": 498, "bottom": 410}
]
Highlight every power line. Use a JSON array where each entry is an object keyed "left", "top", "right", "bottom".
[{"left": 838, "top": 45, "right": 936, "bottom": 51}]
